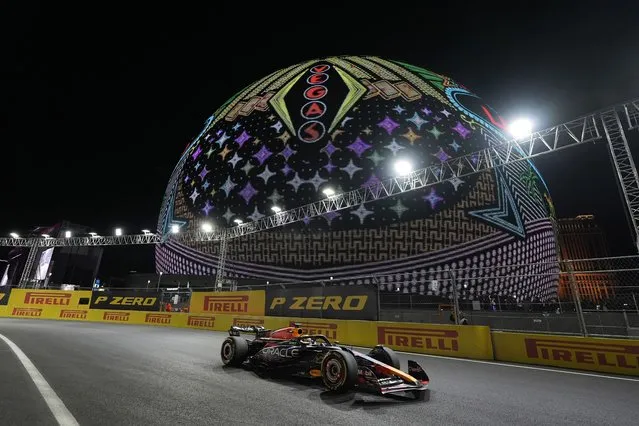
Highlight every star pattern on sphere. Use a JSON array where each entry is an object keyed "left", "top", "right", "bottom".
[
  {"left": 253, "top": 146, "right": 272, "bottom": 165},
  {"left": 368, "top": 150, "right": 384, "bottom": 166},
  {"left": 218, "top": 146, "right": 232, "bottom": 160},
  {"left": 440, "top": 109, "right": 452, "bottom": 118},
  {"left": 184, "top": 175, "right": 190, "bottom": 183},
  {"left": 393, "top": 105, "right": 405, "bottom": 114},
  {"left": 277, "top": 131, "right": 290, "bottom": 143},
  {"left": 452, "top": 121, "right": 471, "bottom": 139},
  {"left": 257, "top": 165, "right": 276, "bottom": 184},
  {"left": 248, "top": 206, "right": 264, "bottom": 222},
  {"left": 407, "top": 112, "right": 428, "bottom": 130},
  {"left": 220, "top": 176, "right": 236, "bottom": 195},
  {"left": 423, "top": 188, "right": 444, "bottom": 209},
  {"left": 449, "top": 176, "right": 464, "bottom": 191},
  {"left": 189, "top": 188, "right": 199, "bottom": 203},
  {"left": 287, "top": 173, "right": 305, "bottom": 191},
  {"left": 223, "top": 208, "right": 234, "bottom": 223},
  {"left": 427, "top": 126, "right": 443, "bottom": 139},
  {"left": 323, "top": 159, "right": 337, "bottom": 173},
  {"left": 199, "top": 167, "right": 210, "bottom": 180},
  {"left": 202, "top": 180, "right": 210, "bottom": 190},
  {"left": 202, "top": 200, "right": 213, "bottom": 216},
  {"left": 280, "top": 164, "right": 293, "bottom": 176},
  {"left": 239, "top": 182, "right": 258, "bottom": 204},
  {"left": 241, "top": 162, "right": 253, "bottom": 175},
  {"left": 308, "top": 171, "right": 327, "bottom": 191},
  {"left": 195, "top": 162, "right": 202, "bottom": 171},
  {"left": 341, "top": 116, "right": 353, "bottom": 127},
  {"left": 352, "top": 203, "right": 374, "bottom": 223},
  {"left": 302, "top": 215, "right": 311, "bottom": 225},
  {"left": 279, "top": 145, "right": 296, "bottom": 161},
  {"left": 341, "top": 159, "right": 363, "bottom": 178},
  {"left": 192, "top": 146, "right": 202, "bottom": 160},
  {"left": 470, "top": 153, "right": 480, "bottom": 165},
  {"left": 391, "top": 199, "right": 409, "bottom": 218},
  {"left": 422, "top": 107, "right": 432, "bottom": 115},
  {"left": 205, "top": 147, "right": 214, "bottom": 158},
  {"left": 449, "top": 140, "right": 462, "bottom": 152},
  {"left": 433, "top": 147, "right": 451, "bottom": 162},
  {"left": 324, "top": 210, "right": 340, "bottom": 225},
  {"left": 362, "top": 173, "right": 381, "bottom": 188},
  {"left": 385, "top": 138, "right": 405, "bottom": 156},
  {"left": 267, "top": 189, "right": 285, "bottom": 205},
  {"left": 347, "top": 137, "right": 372, "bottom": 157},
  {"left": 401, "top": 127, "right": 421, "bottom": 144},
  {"left": 232, "top": 122, "right": 241, "bottom": 131},
  {"left": 235, "top": 130, "right": 251, "bottom": 147},
  {"left": 322, "top": 141, "right": 338, "bottom": 157},
  {"left": 377, "top": 116, "right": 400, "bottom": 135},
  {"left": 228, "top": 153, "right": 242, "bottom": 168},
  {"left": 362, "top": 127, "right": 373, "bottom": 135},
  {"left": 216, "top": 132, "right": 230, "bottom": 147},
  {"left": 271, "top": 121, "right": 283, "bottom": 133}
]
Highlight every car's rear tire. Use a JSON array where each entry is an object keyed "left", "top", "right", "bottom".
[
  {"left": 321, "top": 350, "right": 357, "bottom": 393},
  {"left": 369, "top": 345, "right": 401, "bottom": 370},
  {"left": 221, "top": 336, "right": 249, "bottom": 366}
]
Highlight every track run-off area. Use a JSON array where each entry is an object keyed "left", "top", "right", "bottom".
[{"left": 0, "top": 319, "right": 638, "bottom": 426}]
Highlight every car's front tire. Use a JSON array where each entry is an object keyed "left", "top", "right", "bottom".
[
  {"left": 221, "top": 336, "right": 249, "bottom": 366},
  {"left": 321, "top": 350, "right": 357, "bottom": 393},
  {"left": 368, "top": 345, "right": 401, "bottom": 370}
]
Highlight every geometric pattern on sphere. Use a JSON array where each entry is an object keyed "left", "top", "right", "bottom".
[{"left": 157, "top": 55, "right": 560, "bottom": 301}]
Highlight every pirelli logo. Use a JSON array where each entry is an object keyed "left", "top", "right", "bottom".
[
  {"left": 378, "top": 326, "right": 459, "bottom": 352},
  {"left": 188, "top": 315, "right": 215, "bottom": 329},
  {"left": 203, "top": 295, "right": 248, "bottom": 313},
  {"left": 233, "top": 317, "right": 264, "bottom": 327},
  {"left": 103, "top": 311, "right": 130, "bottom": 322},
  {"left": 59, "top": 310, "right": 87, "bottom": 320},
  {"left": 24, "top": 292, "right": 71, "bottom": 306},
  {"left": 290, "top": 321, "right": 338, "bottom": 340},
  {"left": 525, "top": 338, "right": 639, "bottom": 369},
  {"left": 145, "top": 313, "right": 172, "bottom": 325},
  {"left": 12, "top": 307, "right": 42, "bottom": 317}
]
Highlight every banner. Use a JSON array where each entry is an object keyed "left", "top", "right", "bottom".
[
  {"left": 265, "top": 284, "right": 378, "bottom": 320},
  {"left": 89, "top": 290, "right": 161, "bottom": 311},
  {"left": 189, "top": 290, "right": 265, "bottom": 316},
  {"left": 492, "top": 332, "right": 639, "bottom": 376},
  {"left": 0, "top": 287, "right": 10, "bottom": 306},
  {"left": 9, "top": 289, "right": 92, "bottom": 309}
]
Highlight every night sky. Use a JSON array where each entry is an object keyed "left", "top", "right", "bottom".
[{"left": 2, "top": 3, "right": 638, "bottom": 278}]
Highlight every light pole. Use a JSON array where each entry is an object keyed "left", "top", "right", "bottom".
[{"left": 157, "top": 271, "right": 163, "bottom": 290}]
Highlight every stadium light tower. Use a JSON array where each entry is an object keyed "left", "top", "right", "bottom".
[
  {"left": 271, "top": 206, "right": 282, "bottom": 213},
  {"left": 115, "top": 228, "right": 123, "bottom": 236},
  {"left": 233, "top": 219, "right": 243, "bottom": 225},
  {"left": 142, "top": 229, "right": 151, "bottom": 235},
  {"left": 64, "top": 230, "right": 72, "bottom": 238},
  {"left": 201, "top": 222, "right": 213, "bottom": 233},
  {"left": 394, "top": 159, "right": 413, "bottom": 176},
  {"left": 171, "top": 224, "right": 180, "bottom": 234},
  {"left": 9, "top": 233, "right": 19, "bottom": 239},
  {"left": 322, "top": 187, "right": 335, "bottom": 197},
  {"left": 508, "top": 118, "right": 534, "bottom": 139}
]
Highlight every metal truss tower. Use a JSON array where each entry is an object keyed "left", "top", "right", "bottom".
[{"left": 1, "top": 97, "right": 639, "bottom": 283}]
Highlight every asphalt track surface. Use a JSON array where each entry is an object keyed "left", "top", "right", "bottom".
[{"left": 0, "top": 319, "right": 638, "bottom": 426}]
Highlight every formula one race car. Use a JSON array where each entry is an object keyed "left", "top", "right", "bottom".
[{"left": 220, "top": 324, "right": 429, "bottom": 400}]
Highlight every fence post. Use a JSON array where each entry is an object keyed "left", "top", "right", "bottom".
[
  {"left": 566, "top": 261, "right": 588, "bottom": 337},
  {"left": 448, "top": 269, "right": 460, "bottom": 325}
]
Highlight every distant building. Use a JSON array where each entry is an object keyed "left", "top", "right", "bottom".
[{"left": 556, "top": 215, "right": 614, "bottom": 302}]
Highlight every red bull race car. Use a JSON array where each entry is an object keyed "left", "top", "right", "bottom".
[{"left": 220, "top": 324, "right": 429, "bottom": 400}]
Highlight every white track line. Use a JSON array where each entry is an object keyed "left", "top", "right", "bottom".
[
  {"left": 0, "top": 333, "right": 79, "bottom": 426},
  {"left": 353, "top": 346, "right": 639, "bottom": 383}
]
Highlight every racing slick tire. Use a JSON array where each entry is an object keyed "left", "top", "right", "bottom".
[
  {"left": 321, "top": 350, "right": 358, "bottom": 393},
  {"left": 369, "top": 345, "right": 401, "bottom": 370},
  {"left": 221, "top": 336, "right": 249, "bottom": 366}
]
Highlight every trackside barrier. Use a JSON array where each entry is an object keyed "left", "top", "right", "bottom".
[
  {"left": 189, "top": 290, "right": 265, "bottom": 316},
  {"left": 492, "top": 331, "right": 639, "bottom": 376}
]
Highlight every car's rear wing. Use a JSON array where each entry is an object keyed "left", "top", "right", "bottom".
[{"left": 229, "top": 325, "right": 269, "bottom": 337}]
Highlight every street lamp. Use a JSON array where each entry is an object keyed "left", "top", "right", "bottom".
[
  {"left": 157, "top": 271, "right": 163, "bottom": 290},
  {"left": 171, "top": 224, "right": 180, "bottom": 234},
  {"left": 271, "top": 206, "right": 282, "bottom": 213},
  {"left": 9, "top": 233, "right": 19, "bottom": 239},
  {"left": 64, "top": 230, "right": 72, "bottom": 238},
  {"left": 146, "top": 279, "right": 150, "bottom": 289},
  {"left": 233, "top": 219, "right": 243, "bottom": 225},
  {"left": 201, "top": 222, "right": 213, "bottom": 232},
  {"left": 42, "top": 234, "right": 50, "bottom": 239},
  {"left": 89, "top": 232, "right": 98, "bottom": 238},
  {"left": 115, "top": 228, "right": 123, "bottom": 236},
  {"left": 508, "top": 118, "right": 533, "bottom": 139},
  {"left": 322, "top": 187, "right": 335, "bottom": 197},
  {"left": 142, "top": 229, "right": 151, "bottom": 235},
  {"left": 394, "top": 159, "right": 413, "bottom": 176}
]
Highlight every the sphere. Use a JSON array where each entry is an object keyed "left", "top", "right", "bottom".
[{"left": 156, "top": 56, "right": 559, "bottom": 301}]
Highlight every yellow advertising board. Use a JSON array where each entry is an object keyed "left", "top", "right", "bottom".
[
  {"left": 0, "top": 305, "right": 7, "bottom": 317},
  {"left": 492, "top": 331, "right": 639, "bottom": 376},
  {"left": 4, "top": 289, "right": 92, "bottom": 321},
  {"left": 375, "top": 321, "right": 494, "bottom": 360},
  {"left": 189, "top": 290, "right": 265, "bottom": 316}
]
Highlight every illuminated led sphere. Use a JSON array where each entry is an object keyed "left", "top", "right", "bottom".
[{"left": 157, "top": 56, "right": 559, "bottom": 301}]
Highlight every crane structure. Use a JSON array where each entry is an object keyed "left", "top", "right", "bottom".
[{"left": 2, "top": 98, "right": 638, "bottom": 289}]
